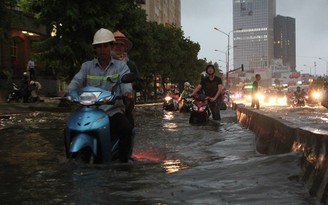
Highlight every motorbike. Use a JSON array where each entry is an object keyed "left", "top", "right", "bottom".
[
  {"left": 163, "top": 94, "right": 179, "bottom": 111},
  {"left": 293, "top": 96, "right": 305, "bottom": 106},
  {"left": 189, "top": 94, "right": 211, "bottom": 125},
  {"left": 321, "top": 90, "right": 328, "bottom": 109},
  {"left": 322, "top": 102, "right": 328, "bottom": 109},
  {"left": 6, "top": 82, "right": 24, "bottom": 103},
  {"left": 6, "top": 81, "right": 41, "bottom": 103},
  {"left": 178, "top": 96, "right": 193, "bottom": 113},
  {"left": 64, "top": 73, "right": 135, "bottom": 164}
]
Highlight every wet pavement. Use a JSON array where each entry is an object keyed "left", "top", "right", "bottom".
[{"left": 0, "top": 102, "right": 321, "bottom": 204}]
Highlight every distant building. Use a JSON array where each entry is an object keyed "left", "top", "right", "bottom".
[
  {"left": 274, "top": 15, "right": 296, "bottom": 71},
  {"left": 233, "top": 0, "right": 276, "bottom": 81},
  {"left": 0, "top": 9, "right": 47, "bottom": 80},
  {"left": 141, "top": 0, "right": 181, "bottom": 27}
]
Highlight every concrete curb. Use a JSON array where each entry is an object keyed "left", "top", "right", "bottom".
[{"left": 234, "top": 103, "right": 328, "bottom": 204}]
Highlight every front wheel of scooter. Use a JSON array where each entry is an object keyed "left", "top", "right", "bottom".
[{"left": 69, "top": 147, "right": 95, "bottom": 164}]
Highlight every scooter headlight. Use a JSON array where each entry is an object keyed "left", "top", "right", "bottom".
[
  {"left": 312, "top": 91, "right": 321, "bottom": 100},
  {"left": 192, "top": 104, "right": 198, "bottom": 111},
  {"left": 165, "top": 96, "right": 172, "bottom": 102},
  {"left": 79, "top": 92, "right": 98, "bottom": 105},
  {"left": 199, "top": 105, "right": 207, "bottom": 112}
]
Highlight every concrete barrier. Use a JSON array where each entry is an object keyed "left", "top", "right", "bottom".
[{"left": 234, "top": 103, "right": 328, "bottom": 204}]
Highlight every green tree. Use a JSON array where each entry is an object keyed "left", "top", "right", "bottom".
[
  {"left": 137, "top": 22, "right": 206, "bottom": 88},
  {"left": 0, "top": 0, "right": 21, "bottom": 80},
  {"left": 19, "top": 0, "right": 146, "bottom": 81},
  {"left": 0, "top": 0, "right": 17, "bottom": 41},
  {"left": 18, "top": 0, "right": 207, "bottom": 91}
]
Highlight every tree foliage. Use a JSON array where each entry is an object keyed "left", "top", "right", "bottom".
[
  {"left": 0, "top": 0, "right": 18, "bottom": 41},
  {"left": 18, "top": 0, "right": 208, "bottom": 86}
]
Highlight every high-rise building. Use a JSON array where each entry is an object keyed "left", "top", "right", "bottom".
[
  {"left": 274, "top": 15, "right": 296, "bottom": 71},
  {"left": 233, "top": 0, "right": 276, "bottom": 83},
  {"left": 141, "top": 0, "right": 181, "bottom": 27}
]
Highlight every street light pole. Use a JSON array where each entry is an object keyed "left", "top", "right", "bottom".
[
  {"left": 214, "top": 49, "right": 227, "bottom": 74},
  {"left": 318, "top": 57, "right": 328, "bottom": 76},
  {"left": 214, "top": 27, "right": 241, "bottom": 89},
  {"left": 303, "top": 64, "right": 312, "bottom": 76}
]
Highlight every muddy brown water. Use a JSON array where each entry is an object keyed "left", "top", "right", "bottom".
[{"left": 0, "top": 103, "right": 321, "bottom": 204}]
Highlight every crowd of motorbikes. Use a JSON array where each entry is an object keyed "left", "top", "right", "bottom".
[
  {"left": 162, "top": 84, "right": 231, "bottom": 125},
  {"left": 52, "top": 78, "right": 328, "bottom": 165},
  {"left": 162, "top": 82, "right": 328, "bottom": 127},
  {"left": 6, "top": 73, "right": 327, "bottom": 165},
  {"left": 163, "top": 91, "right": 211, "bottom": 124},
  {"left": 286, "top": 85, "right": 328, "bottom": 108}
]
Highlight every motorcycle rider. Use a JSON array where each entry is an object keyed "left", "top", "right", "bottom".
[
  {"left": 179, "top": 82, "right": 193, "bottom": 100},
  {"left": 29, "top": 80, "right": 42, "bottom": 102},
  {"left": 294, "top": 86, "right": 306, "bottom": 99},
  {"left": 178, "top": 82, "right": 193, "bottom": 111},
  {"left": 321, "top": 81, "right": 328, "bottom": 107},
  {"left": 190, "top": 64, "right": 223, "bottom": 121},
  {"left": 166, "top": 84, "right": 179, "bottom": 110},
  {"left": 286, "top": 88, "right": 294, "bottom": 105},
  {"left": 66, "top": 28, "right": 134, "bottom": 163},
  {"left": 112, "top": 30, "right": 144, "bottom": 127}
]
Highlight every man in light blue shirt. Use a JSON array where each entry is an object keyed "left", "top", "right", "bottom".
[{"left": 67, "top": 28, "right": 134, "bottom": 162}]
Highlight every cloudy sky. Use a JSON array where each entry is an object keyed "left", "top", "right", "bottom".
[{"left": 181, "top": 0, "right": 328, "bottom": 76}]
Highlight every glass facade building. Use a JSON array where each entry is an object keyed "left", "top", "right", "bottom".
[
  {"left": 274, "top": 15, "right": 296, "bottom": 71},
  {"left": 233, "top": 0, "right": 276, "bottom": 75}
]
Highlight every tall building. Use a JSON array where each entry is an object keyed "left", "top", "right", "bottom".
[
  {"left": 233, "top": 0, "right": 276, "bottom": 83},
  {"left": 274, "top": 15, "right": 296, "bottom": 71},
  {"left": 141, "top": 0, "right": 181, "bottom": 27}
]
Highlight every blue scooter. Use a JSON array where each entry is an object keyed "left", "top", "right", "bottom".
[{"left": 64, "top": 73, "right": 135, "bottom": 164}]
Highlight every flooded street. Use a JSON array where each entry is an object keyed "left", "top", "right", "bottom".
[
  {"left": 0, "top": 103, "right": 321, "bottom": 204},
  {"left": 261, "top": 105, "right": 328, "bottom": 134}
]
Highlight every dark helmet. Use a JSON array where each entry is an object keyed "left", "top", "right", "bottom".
[
  {"left": 201, "top": 71, "right": 208, "bottom": 79},
  {"left": 297, "top": 86, "right": 301, "bottom": 91},
  {"left": 206, "top": 64, "right": 215, "bottom": 74}
]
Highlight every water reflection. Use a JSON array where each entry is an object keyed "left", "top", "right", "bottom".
[
  {"left": 162, "top": 159, "right": 189, "bottom": 174},
  {"left": 163, "top": 111, "right": 175, "bottom": 120},
  {"left": 162, "top": 111, "right": 178, "bottom": 131},
  {"left": 162, "top": 122, "right": 178, "bottom": 130},
  {"left": 133, "top": 148, "right": 167, "bottom": 161}
]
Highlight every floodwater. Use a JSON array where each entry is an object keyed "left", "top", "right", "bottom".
[
  {"left": 261, "top": 104, "right": 328, "bottom": 134},
  {"left": 0, "top": 103, "right": 322, "bottom": 205}
]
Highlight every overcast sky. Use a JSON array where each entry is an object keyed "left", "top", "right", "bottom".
[{"left": 181, "top": 0, "right": 328, "bottom": 76}]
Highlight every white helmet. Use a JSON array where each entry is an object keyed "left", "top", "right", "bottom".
[
  {"left": 92, "top": 28, "right": 115, "bottom": 45},
  {"left": 184, "top": 82, "right": 190, "bottom": 87}
]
